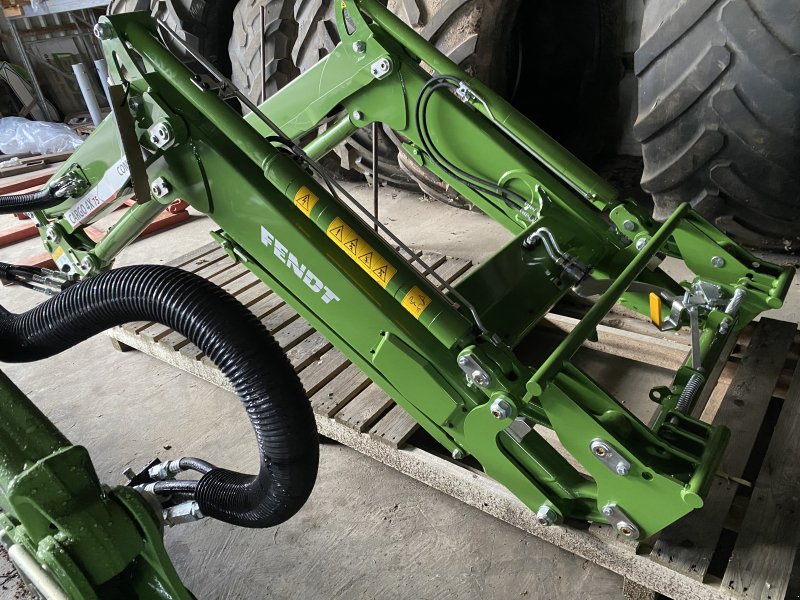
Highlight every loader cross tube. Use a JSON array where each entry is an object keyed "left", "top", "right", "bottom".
[{"left": 27, "top": 2, "right": 792, "bottom": 540}]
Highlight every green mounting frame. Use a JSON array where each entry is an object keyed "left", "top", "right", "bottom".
[{"left": 2, "top": 3, "right": 793, "bottom": 591}]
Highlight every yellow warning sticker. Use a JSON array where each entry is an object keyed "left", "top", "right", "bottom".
[
  {"left": 294, "top": 186, "right": 319, "bottom": 217},
  {"left": 401, "top": 286, "right": 432, "bottom": 319},
  {"left": 327, "top": 217, "right": 397, "bottom": 288}
]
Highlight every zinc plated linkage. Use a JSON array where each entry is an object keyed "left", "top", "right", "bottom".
[{"left": 34, "top": 1, "right": 793, "bottom": 540}]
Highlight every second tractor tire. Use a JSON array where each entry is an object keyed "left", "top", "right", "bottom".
[
  {"left": 108, "top": 0, "right": 236, "bottom": 76},
  {"left": 634, "top": 0, "right": 800, "bottom": 251}
]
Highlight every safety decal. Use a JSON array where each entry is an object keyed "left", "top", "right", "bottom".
[
  {"left": 294, "top": 186, "right": 319, "bottom": 217},
  {"left": 401, "top": 286, "right": 432, "bottom": 320},
  {"left": 326, "top": 217, "right": 397, "bottom": 289},
  {"left": 52, "top": 247, "right": 71, "bottom": 271}
]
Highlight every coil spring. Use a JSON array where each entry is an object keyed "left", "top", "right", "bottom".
[{"left": 675, "top": 373, "right": 704, "bottom": 413}]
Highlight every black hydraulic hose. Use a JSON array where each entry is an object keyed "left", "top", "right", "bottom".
[
  {"left": 0, "top": 186, "right": 62, "bottom": 214},
  {"left": 0, "top": 264, "right": 319, "bottom": 528}
]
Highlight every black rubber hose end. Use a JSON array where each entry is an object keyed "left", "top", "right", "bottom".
[{"left": 0, "top": 187, "right": 60, "bottom": 214}]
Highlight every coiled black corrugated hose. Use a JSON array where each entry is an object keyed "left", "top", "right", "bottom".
[
  {"left": 0, "top": 264, "right": 319, "bottom": 528},
  {"left": 0, "top": 186, "right": 61, "bottom": 213}
]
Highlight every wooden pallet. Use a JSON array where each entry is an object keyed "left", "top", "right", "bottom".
[{"left": 108, "top": 242, "right": 800, "bottom": 600}]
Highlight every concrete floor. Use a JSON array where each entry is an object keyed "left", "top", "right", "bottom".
[{"left": 1, "top": 183, "right": 798, "bottom": 599}]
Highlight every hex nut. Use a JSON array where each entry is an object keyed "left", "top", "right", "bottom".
[
  {"left": 352, "top": 40, "right": 367, "bottom": 53},
  {"left": 617, "top": 522, "right": 635, "bottom": 537},
  {"left": 591, "top": 440, "right": 610, "bottom": 458},
  {"left": 490, "top": 398, "right": 511, "bottom": 419},
  {"left": 94, "top": 22, "right": 113, "bottom": 40},
  {"left": 536, "top": 505, "right": 557, "bottom": 526}
]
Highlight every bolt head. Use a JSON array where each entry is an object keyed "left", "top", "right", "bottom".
[
  {"left": 353, "top": 111, "right": 363, "bottom": 121},
  {"left": 80, "top": 257, "right": 93, "bottom": 271},
  {"left": 490, "top": 398, "right": 511, "bottom": 419},
  {"left": 472, "top": 370, "right": 490, "bottom": 388},
  {"left": 151, "top": 177, "right": 171, "bottom": 198},
  {"left": 615, "top": 462, "right": 629, "bottom": 476},
  {"left": 635, "top": 237, "right": 649, "bottom": 251},
  {"left": 128, "top": 96, "right": 143, "bottom": 113},
  {"left": 451, "top": 448, "right": 465, "bottom": 460},
  {"left": 622, "top": 220, "right": 635, "bottom": 232},
  {"left": 602, "top": 506, "right": 614, "bottom": 517},
  {"left": 352, "top": 40, "right": 367, "bottom": 53},
  {"left": 711, "top": 256, "right": 726, "bottom": 268},
  {"left": 536, "top": 505, "right": 557, "bottom": 526},
  {"left": 457, "top": 356, "right": 469, "bottom": 366}
]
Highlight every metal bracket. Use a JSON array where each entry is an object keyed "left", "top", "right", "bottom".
[
  {"left": 589, "top": 439, "right": 630, "bottom": 476},
  {"left": 457, "top": 353, "right": 491, "bottom": 388},
  {"left": 370, "top": 57, "right": 392, "bottom": 79},
  {"left": 601, "top": 504, "right": 640, "bottom": 539},
  {"left": 148, "top": 121, "right": 174, "bottom": 149}
]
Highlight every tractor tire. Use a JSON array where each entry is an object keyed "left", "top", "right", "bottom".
[
  {"left": 108, "top": 0, "right": 236, "bottom": 77},
  {"left": 391, "top": 0, "right": 623, "bottom": 205},
  {"left": 228, "top": 0, "right": 297, "bottom": 106},
  {"left": 634, "top": 0, "right": 800, "bottom": 251}
]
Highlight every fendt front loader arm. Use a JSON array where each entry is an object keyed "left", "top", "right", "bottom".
[{"left": 26, "top": 0, "right": 792, "bottom": 539}]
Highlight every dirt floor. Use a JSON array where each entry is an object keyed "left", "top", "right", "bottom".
[{"left": 0, "top": 181, "right": 798, "bottom": 599}]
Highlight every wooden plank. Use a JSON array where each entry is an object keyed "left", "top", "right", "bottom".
[
  {"left": 233, "top": 283, "right": 272, "bottom": 309},
  {"left": 298, "top": 349, "right": 350, "bottom": 397},
  {"left": 0, "top": 165, "right": 59, "bottom": 194},
  {"left": 334, "top": 383, "right": 394, "bottom": 432},
  {"left": 311, "top": 363, "right": 371, "bottom": 417},
  {"left": 247, "top": 292, "right": 284, "bottom": 320},
  {"left": 650, "top": 319, "right": 796, "bottom": 580},
  {"left": 272, "top": 318, "right": 315, "bottom": 352},
  {"left": 544, "top": 313, "right": 690, "bottom": 372},
  {"left": 721, "top": 361, "right": 800, "bottom": 599},
  {"left": 168, "top": 242, "right": 220, "bottom": 269},
  {"left": 368, "top": 404, "right": 418, "bottom": 448},
  {"left": 286, "top": 332, "right": 332, "bottom": 372},
  {"left": 432, "top": 257, "right": 473, "bottom": 288},
  {"left": 259, "top": 303, "right": 297, "bottom": 333},
  {"left": 0, "top": 218, "right": 38, "bottom": 246}
]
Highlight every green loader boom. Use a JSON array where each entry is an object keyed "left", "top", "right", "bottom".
[{"left": 1, "top": 2, "right": 794, "bottom": 594}]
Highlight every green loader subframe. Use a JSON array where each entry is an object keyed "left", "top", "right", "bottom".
[{"left": 0, "top": 0, "right": 794, "bottom": 595}]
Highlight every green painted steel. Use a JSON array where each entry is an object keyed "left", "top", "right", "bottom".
[
  {"left": 0, "top": 370, "right": 191, "bottom": 599},
  {"left": 4, "top": 2, "right": 795, "bottom": 590}
]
